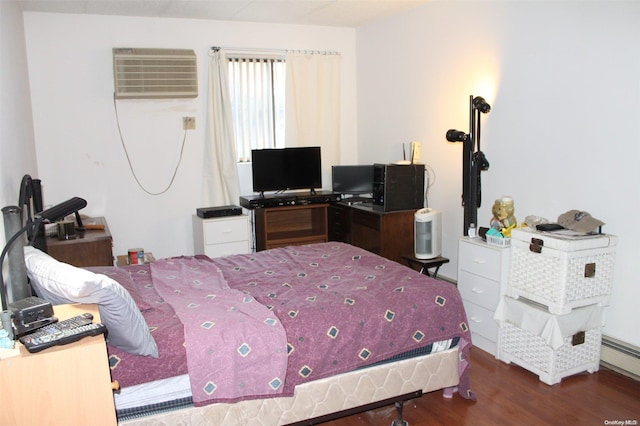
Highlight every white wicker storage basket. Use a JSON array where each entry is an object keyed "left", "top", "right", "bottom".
[
  {"left": 508, "top": 229, "right": 617, "bottom": 314},
  {"left": 497, "top": 322, "right": 601, "bottom": 385}
]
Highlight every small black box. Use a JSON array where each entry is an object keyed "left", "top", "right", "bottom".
[
  {"left": 196, "top": 205, "right": 243, "bottom": 219},
  {"left": 9, "top": 296, "right": 54, "bottom": 324}
]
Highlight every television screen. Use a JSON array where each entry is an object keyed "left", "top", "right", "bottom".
[
  {"left": 331, "top": 165, "right": 374, "bottom": 195},
  {"left": 251, "top": 147, "right": 322, "bottom": 194}
]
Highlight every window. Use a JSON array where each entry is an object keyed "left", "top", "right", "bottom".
[{"left": 227, "top": 57, "right": 286, "bottom": 162}]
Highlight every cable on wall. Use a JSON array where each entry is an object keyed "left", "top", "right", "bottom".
[
  {"left": 423, "top": 163, "right": 436, "bottom": 208},
  {"left": 112, "top": 93, "right": 188, "bottom": 195}
]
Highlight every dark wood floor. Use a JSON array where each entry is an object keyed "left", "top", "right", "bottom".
[{"left": 323, "top": 347, "right": 640, "bottom": 425}]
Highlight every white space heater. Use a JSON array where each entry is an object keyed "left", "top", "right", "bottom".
[{"left": 414, "top": 208, "right": 442, "bottom": 259}]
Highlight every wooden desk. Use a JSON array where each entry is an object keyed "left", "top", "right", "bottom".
[
  {"left": 0, "top": 304, "right": 116, "bottom": 425},
  {"left": 329, "top": 203, "right": 416, "bottom": 264},
  {"left": 46, "top": 217, "right": 114, "bottom": 266}
]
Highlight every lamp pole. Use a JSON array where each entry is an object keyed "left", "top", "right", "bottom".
[
  {"left": 465, "top": 95, "right": 477, "bottom": 236},
  {"left": 446, "top": 95, "right": 491, "bottom": 236},
  {"left": 1, "top": 206, "right": 31, "bottom": 309}
]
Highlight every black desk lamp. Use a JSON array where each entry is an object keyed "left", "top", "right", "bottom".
[{"left": 1, "top": 197, "right": 87, "bottom": 311}]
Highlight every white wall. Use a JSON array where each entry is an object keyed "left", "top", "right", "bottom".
[
  {"left": 0, "top": 1, "right": 38, "bottom": 237},
  {"left": 357, "top": 1, "right": 640, "bottom": 346},
  {"left": 22, "top": 12, "right": 357, "bottom": 260}
]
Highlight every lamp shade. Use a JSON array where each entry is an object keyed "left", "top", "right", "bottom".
[
  {"left": 472, "top": 96, "right": 491, "bottom": 113},
  {"left": 446, "top": 129, "right": 468, "bottom": 142}
]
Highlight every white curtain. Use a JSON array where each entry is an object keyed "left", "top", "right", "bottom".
[
  {"left": 285, "top": 52, "right": 341, "bottom": 185},
  {"left": 203, "top": 49, "right": 240, "bottom": 206},
  {"left": 229, "top": 58, "right": 286, "bottom": 161}
]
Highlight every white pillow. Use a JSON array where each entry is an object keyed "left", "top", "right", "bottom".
[{"left": 23, "top": 246, "right": 158, "bottom": 357}]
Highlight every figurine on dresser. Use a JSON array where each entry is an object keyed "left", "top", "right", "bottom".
[{"left": 490, "top": 196, "right": 517, "bottom": 237}]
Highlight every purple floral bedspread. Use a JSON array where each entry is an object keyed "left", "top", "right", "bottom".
[
  {"left": 149, "top": 257, "right": 287, "bottom": 405},
  {"left": 95, "top": 242, "right": 475, "bottom": 407}
]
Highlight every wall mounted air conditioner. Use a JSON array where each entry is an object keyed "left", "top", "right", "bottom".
[{"left": 113, "top": 48, "right": 198, "bottom": 99}]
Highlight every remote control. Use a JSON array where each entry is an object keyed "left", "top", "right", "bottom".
[{"left": 19, "top": 313, "right": 107, "bottom": 353}]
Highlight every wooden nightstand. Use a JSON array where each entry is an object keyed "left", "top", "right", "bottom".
[
  {"left": 46, "top": 217, "right": 114, "bottom": 266},
  {"left": 193, "top": 214, "right": 251, "bottom": 256},
  {"left": 0, "top": 304, "right": 116, "bottom": 425}
]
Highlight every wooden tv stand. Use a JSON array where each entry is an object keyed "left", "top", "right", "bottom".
[
  {"left": 249, "top": 199, "right": 417, "bottom": 264},
  {"left": 255, "top": 204, "right": 328, "bottom": 250}
]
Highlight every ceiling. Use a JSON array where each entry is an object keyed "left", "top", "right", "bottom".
[{"left": 18, "top": 0, "right": 431, "bottom": 27}]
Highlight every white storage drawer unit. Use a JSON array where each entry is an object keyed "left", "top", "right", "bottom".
[
  {"left": 457, "top": 237, "right": 510, "bottom": 356},
  {"left": 193, "top": 215, "right": 250, "bottom": 258},
  {"left": 496, "top": 296, "right": 605, "bottom": 385},
  {"left": 508, "top": 228, "right": 617, "bottom": 314}
]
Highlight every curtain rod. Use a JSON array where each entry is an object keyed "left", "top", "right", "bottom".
[{"left": 210, "top": 46, "right": 340, "bottom": 56}]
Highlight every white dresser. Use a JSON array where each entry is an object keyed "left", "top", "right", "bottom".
[
  {"left": 192, "top": 214, "right": 251, "bottom": 258},
  {"left": 457, "top": 237, "right": 510, "bottom": 356}
]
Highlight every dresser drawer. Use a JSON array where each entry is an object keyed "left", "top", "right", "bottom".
[
  {"left": 351, "top": 210, "right": 380, "bottom": 230},
  {"left": 203, "top": 217, "right": 249, "bottom": 245},
  {"left": 458, "top": 270, "right": 501, "bottom": 311},
  {"left": 205, "top": 240, "right": 250, "bottom": 258},
  {"left": 459, "top": 240, "right": 503, "bottom": 281},
  {"left": 462, "top": 300, "right": 498, "bottom": 344}
]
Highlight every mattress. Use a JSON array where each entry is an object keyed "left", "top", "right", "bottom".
[
  {"left": 119, "top": 346, "right": 460, "bottom": 425},
  {"left": 115, "top": 338, "right": 459, "bottom": 421},
  {"left": 114, "top": 375, "right": 191, "bottom": 412}
]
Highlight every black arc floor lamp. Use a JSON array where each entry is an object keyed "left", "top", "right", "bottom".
[{"left": 446, "top": 95, "right": 492, "bottom": 236}]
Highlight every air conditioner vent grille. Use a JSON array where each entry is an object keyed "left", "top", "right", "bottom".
[{"left": 113, "top": 48, "right": 198, "bottom": 99}]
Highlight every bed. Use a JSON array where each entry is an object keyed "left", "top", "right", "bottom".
[{"left": 24, "top": 242, "right": 475, "bottom": 425}]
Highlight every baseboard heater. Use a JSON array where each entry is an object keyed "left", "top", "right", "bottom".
[{"left": 600, "top": 335, "right": 640, "bottom": 381}]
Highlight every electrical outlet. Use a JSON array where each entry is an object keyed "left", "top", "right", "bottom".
[{"left": 183, "top": 116, "right": 196, "bottom": 130}]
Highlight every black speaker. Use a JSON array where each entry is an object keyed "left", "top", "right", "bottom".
[{"left": 372, "top": 164, "right": 425, "bottom": 212}]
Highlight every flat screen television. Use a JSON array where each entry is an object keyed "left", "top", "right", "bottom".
[
  {"left": 251, "top": 147, "right": 322, "bottom": 195},
  {"left": 331, "top": 165, "right": 374, "bottom": 196}
]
